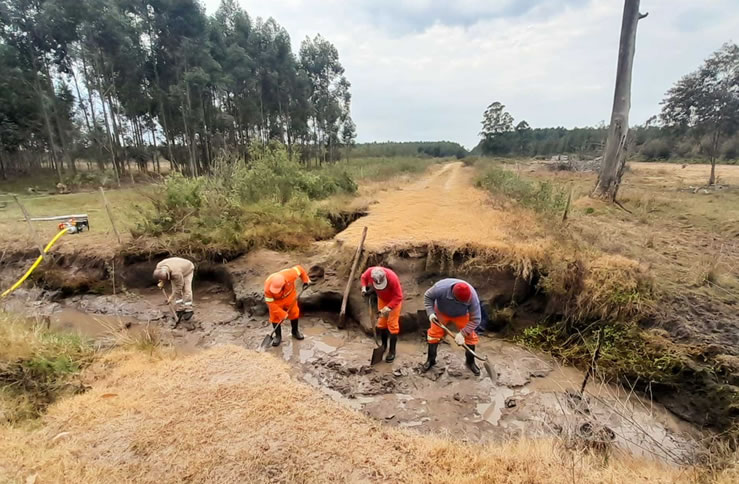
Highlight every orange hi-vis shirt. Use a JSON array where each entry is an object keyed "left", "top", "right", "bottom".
[{"left": 264, "top": 265, "right": 310, "bottom": 321}]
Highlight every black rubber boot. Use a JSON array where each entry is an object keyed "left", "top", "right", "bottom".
[
  {"left": 291, "top": 319, "right": 304, "bottom": 340},
  {"left": 466, "top": 345, "right": 481, "bottom": 376},
  {"left": 385, "top": 334, "right": 397, "bottom": 363},
  {"left": 271, "top": 323, "right": 282, "bottom": 347},
  {"left": 421, "top": 343, "right": 438, "bottom": 373},
  {"left": 380, "top": 328, "right": 388, "bottom": 350}
]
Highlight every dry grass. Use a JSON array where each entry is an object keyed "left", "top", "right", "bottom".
[{"left": 0, "top": 345, "right": 716, "bottom": 484}]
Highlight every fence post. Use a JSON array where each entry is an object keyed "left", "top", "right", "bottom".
[
  {"left": 13, "top": 195, "right": 43, "bottom": 255},
  {"left": 99, "top": 187, "right": 122, "bottom": 244}
]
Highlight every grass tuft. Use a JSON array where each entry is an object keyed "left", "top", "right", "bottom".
[{"left": 0, "top": 313, "right": 95, "bottom": 423}]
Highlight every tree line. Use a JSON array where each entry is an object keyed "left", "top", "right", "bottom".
[
  {"left": 351, "top": 141, "right": 467, "bottom": 159},
  {"left": 0, "top": 0, "right": 355, "bottom": 183},
  {"left": 475, "top": 43, "right": 739, "bottom": 175}
]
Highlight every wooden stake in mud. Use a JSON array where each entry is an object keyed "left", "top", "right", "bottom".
[
  {"left": 13, "top": 195, "right": 43, "bottom": 255},
  {"left": 339, "top": 226, "right": 368, "bottom": 328},
  {"left": 99, "top": 187, "right": 122, "bottom": 244},
  {"left": 562, "top": 186, "right": 574, "bottom": 222},
  {"left": 580, "top": 327, "right": 605, "bottom": 395}
]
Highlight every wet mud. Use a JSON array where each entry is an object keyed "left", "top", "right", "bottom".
[{"left": 1, "top": 277, "right": 702, "bottom": 465}]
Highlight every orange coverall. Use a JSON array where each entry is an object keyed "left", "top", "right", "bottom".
[{"left": 264, "top": 265, "right": 310, "bottom": 323}]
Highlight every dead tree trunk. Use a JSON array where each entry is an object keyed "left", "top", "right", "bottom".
[{"left": 592, "top": 0, "right": 647, "bottom": 201}]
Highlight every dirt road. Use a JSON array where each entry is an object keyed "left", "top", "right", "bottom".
[{"left": 336, "top": 162, "right": 541, "bottom": 251}]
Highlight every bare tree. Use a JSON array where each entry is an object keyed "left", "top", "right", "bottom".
[{"left": 593, "top": 0, "right": 648, "bottom": 201}]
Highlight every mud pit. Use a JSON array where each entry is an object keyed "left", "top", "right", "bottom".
[{"left": 1, "top": 277, "right": 701, "bottom": 465}]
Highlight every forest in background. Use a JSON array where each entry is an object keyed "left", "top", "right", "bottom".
[
  {"left": 0, "top": 0, "right": 355, "bottom": 183},
  {"left": 475, "top": 43, "right": 739, "bottom": 168}
]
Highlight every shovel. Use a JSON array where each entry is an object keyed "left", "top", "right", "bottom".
[
  {"left": 369, "top": 295, "right": 386, "bottom": 365},
  {"left": 258, "top": 284, "right": 307, "bottom": 351},
  {"left": 438, "top": 322, "right": 497, "bottom": 382},
  {"left": 161, "top": 287, "right": 183, "bottom": 328}
]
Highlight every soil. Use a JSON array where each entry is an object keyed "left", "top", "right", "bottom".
[{"left": 335, "top": 162, "right": 544, "bottom": 251}]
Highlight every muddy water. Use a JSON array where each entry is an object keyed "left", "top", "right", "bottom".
[{"left": 2, "top": 283, "right": 701, "bottom": 464}]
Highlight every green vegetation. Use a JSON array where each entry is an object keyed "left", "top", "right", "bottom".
[
  {"left": 326, "top": 156, "right": 441, "bottom": 181},
  {"left": 134, "top": 145, "right": 358, "bottom": 256},
  {"left": 476, "top": 164, "right": 568, "bottom": 214},
  {"left": 0, "top": 313, "right": 94, "bottom": 423},
  {"left": 351, "top": 141, "right": 467, "bottom": 159}
]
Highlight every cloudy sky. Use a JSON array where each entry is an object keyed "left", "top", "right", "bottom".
[{"left": 203, "top": 0, "right": 737, "bottom": 148}]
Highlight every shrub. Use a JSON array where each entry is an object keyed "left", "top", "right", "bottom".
[
  {"left": 476, "top": 165, "right": 568, "bottom": 214},
  {"left": 640, "top": 138, "right": 672, "bottom": 160},
  {"left": 134, "top": 144, "right": 354, "bottom": 255}
]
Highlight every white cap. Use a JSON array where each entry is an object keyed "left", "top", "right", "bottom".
[{"left": 371, "top": 268, "right": 388, "bottom": 290}]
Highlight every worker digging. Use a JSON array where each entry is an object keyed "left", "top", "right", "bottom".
[
  {"left": 361, "top": 266, "right": 403, "bottom": 363},
  {"left": 422, "top": 278, "right": 483, "bottom": 376},
  {"left": 264, "top": 264, "right": 312, "bottom": 347},
  {"left": 154, "top": 257, "right": 196, "bottom": 322}
]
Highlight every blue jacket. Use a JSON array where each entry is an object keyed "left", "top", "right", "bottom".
[{"left": 423, "top": 278, "right": 481, "bottom": 335}]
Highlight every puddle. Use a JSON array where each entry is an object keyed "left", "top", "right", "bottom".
[
  {"left": 475, "top": 387, "right": 514, "bottom": 425},
  {"left": 50, "top": 309, "right": 141, "bottom": 339}
]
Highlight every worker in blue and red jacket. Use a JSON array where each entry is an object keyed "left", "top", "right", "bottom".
[{"left": 422, "top": 278, "right": 481, "bottom": 376}]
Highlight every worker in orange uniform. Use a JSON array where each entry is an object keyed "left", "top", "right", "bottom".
[
  {"left": 360, "top": 266, "right": 403, "bottom": 362},
  {"left": 422, "top": 278, "right": 482, "bottom": 376},
  {"left": 264, "top": 265, "right": 312, "bottom": 346}
]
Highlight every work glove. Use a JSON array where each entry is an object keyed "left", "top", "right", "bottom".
[
  {"left": 157, "top": 280, "right": 165, "bottom": 289},
  {"left": 361, "top": 286, "right": 369, "bottom": 297},
  {"left": 455, "top": 331, "right": 465, "bottom": 346},
  {"left": 429, "top": 313, "right": 439, "bottom": 326},
  {"left": 379, "top": 306, "right": 391, "bottom": 317}
]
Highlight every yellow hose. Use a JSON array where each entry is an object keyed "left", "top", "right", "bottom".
[{"left": 0, "top": 228, "right": 69, "bottom": 299}]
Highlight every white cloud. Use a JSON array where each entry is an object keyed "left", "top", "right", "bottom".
[{"left": 203, "top": 0, "right": 739, "bottom": 148}]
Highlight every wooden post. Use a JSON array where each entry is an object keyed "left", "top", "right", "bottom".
[
  {"left": 99, "top": 187, "right": 122, "bottom": 244},
  {"left": 562, "top": 186, "right": 573, "bottom": 222},
  {"left": 13, "top": 195, "right": 43, "bottom": 255},
  {"left": 339, "top": 226, "right": 368, "bottom": 328}
]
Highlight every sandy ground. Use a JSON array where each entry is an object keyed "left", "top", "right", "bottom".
[{"left": 336, "top": 162, "right": 544, "bottom": 251}]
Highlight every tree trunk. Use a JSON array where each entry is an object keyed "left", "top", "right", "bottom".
[
  {"left": 81, "top": 52, "right": 105, "bottom": 171},
  {"left": 592, "top": 0, "right": 646, "bottom": 201},
  {"left": 708, "top": 130, "right": 719, "bottom": 185},
  {"left": 96, "top": 74, "right": 121, "bottom": 187}
]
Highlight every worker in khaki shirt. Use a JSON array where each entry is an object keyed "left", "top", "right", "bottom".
[{"left": 153, "top": 257, "right": 195, "bottom": 317}]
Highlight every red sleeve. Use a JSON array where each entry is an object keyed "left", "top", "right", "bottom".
[
  {"left": 360, "top": 268, "right": 373, "bottom": 288},
  {"left": 386, "top": 269, "right": 404, "bottom": 308}
]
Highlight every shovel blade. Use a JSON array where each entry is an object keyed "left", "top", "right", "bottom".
[
  {"left": 370, "top": 346, "right": 385, "bottom": 365},
  {"left": 258, "top": 334, "right": 273, "bottom": 351},
  {"left": 483, "top": 361, "right": 497, "bottom": 383}
]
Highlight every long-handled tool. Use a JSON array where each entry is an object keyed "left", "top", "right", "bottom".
[
  {"left": 258, "top": 284, "right": 308, "bottom": 351},
  {"left": 369, "top": 294, "right": 386, "bottom": 365},
  {"left": 161, "top": 286, "right": 183, "bottom": 328},
  {"left": 438, "top": 322, "right": 497, "bottom": 382}
]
